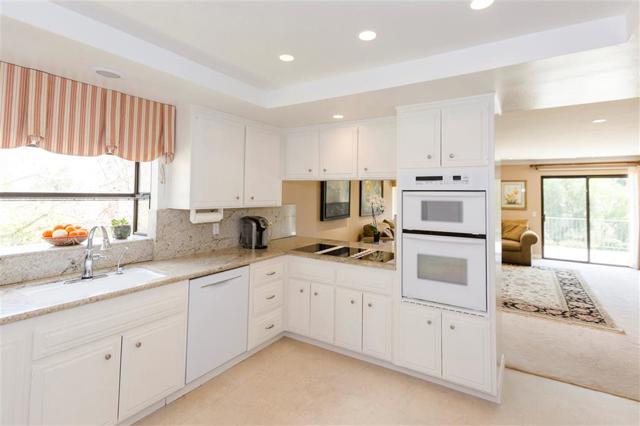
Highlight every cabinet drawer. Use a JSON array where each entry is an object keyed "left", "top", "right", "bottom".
[
  {"left": 336, "top": 264, "right": 393, "bottom": 295},
  {"left": 289, "top": 258, "right": 334, "bottom": 284},
  {"left": 253, "top": 280, "right": 284, "bottom": 317},
  {"left": 252, "top": 261, "right": 284, "bottom": 286},
  {"left": 249, "top": 309, "right": 283, "bottom": 350}
]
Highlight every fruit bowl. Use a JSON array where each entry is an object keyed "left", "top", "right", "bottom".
[{"left": 43, "top": 235, "right": 88, "bottom": 247}]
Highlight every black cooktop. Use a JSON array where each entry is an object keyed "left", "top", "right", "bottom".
[
  {"left": 294, "top": 243, "right": 339, "bottom": 254},
  {"left": 322, "top": 246, "right": 370, "bottom": 257}
]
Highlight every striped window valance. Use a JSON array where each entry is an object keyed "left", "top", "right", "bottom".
[{"left": 0, "top": 62, "right": 175, "bottom": 162}]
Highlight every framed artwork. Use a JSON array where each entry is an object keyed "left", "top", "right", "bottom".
[
  {"left": 320, "top": 181, "right": 351, "bottom": 221},
  {"left": 501, "top": 180, "right": 527, "bottom": 210},
  {"left": 359, "top": 180, "right": 384, "bottom": 217}
]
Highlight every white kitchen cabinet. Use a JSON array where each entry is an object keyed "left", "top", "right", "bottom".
[
  {"left": 286, "top": 279, "right": 310, "bottom": 336},
  {"left": 318, "top": 125, "right": 358, "bottom": 179},
  {"left": 333, "top": 287, "right": 362, "bottom": 352},
  {"left": 244, "top": 125, "right": 282, "bottom": 206},
  {"left": 396, "top": 303, "right": 442, "bottom": 377},
  {"left": 309, "top": 282, "right": 335, "bottom": 344},
  {"left": 358, "top": 118, "right": 396, "bottom": 179},
  {"left": 284, "top": 129, "right": 319, "bottom": 179},
  {"left": 118, "top": 315, "right": 187, "bottom": 421},
  {"left": 441, "top": 99, "right": 489, "bottom": 167},
  {"left": 29, "top": 336, "right": 122, "bottom": 426},
  {"left": 397, "top": 107, "right": 441, "bottom": 169},
  {"left": 190, "top": 113, "right": 246, "bottom": 208},
  {"left": 362, "top": 293, "right": 392, "bottom": 361},
  {"left": 442, "top": 311, "right": 491, "bottom": 392}
]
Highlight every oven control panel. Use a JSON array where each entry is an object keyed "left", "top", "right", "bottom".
[{"left": 415, "top": 173, "right": 469, "bottom": 185}]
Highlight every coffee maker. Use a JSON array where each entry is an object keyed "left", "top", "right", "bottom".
[{"left": 240, "top": 216, "right": 270, "bottom": 249}]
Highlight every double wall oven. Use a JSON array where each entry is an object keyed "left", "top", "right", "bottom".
[{"left": 400, "top": 168, "right": 488, "bottom": 313}]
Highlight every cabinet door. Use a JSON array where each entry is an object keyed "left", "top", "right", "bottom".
[
  {"left": 397, "top": 108, "right": 441, "bottom": 169},
  {"left": 286, "top": 279, "right": 310, "bottom": 336},
  {"left": 118, "top": 315, "right": 187, "bottom": 421},
  {"left": 362, "top": 293, "right": 392, "bottom": 361},
  {"left": 318, "top": 126, "right": 358, "bottom": 179},
  {"left": 358, "top": 119, "right": 396, "bottom": 179},
  {"left": 309, "top": 282, "right": 335, "bottom": 344},
  {"left": 442, "top": 312, "right": 491, "bottom": 392},
  {"left": 191, "top": 114, "right": 245, "bottom": 208},
  {"left": 396, "top": 303, "right": 441, "bottom": 377},
  {"left": 441, "top": 100, "right": 489, "bottom": 167},
  {"left": 29, "top": 336, "right": 121, "bottom": 426},
  {"left": 285, "top": 130, "right": 319, "bottom": 179},
  {"left": 334, "top": 288, "right": 362, "bottom": 352},
  {"left": 244, "top": 125, "right": 282, "bottom": 206}
]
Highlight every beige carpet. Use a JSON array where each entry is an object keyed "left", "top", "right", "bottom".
[
  {"left": 136, "top": 338, "right": 639, "bottom": 426},
  {"left": 499, "top": 264, "right": 621, "bottom": 332},
  {"left": 501, "top": 259, "right": 640, "bottom": 401}
]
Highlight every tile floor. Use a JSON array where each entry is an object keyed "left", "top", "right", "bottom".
[{"left": 137, "top": 338, "right": 639, "bottom": 426}]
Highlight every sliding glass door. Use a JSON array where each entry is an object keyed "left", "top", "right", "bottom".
[{"left": 542, "top": 175, "right": 629, "bottom": 266}]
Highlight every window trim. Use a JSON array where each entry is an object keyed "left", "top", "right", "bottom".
[{"left": 0, "top": 161, "right": 150, "bottom": 235}]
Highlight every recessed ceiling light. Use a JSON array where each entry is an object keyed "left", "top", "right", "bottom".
[
  {"left": 279, "top": 54, "right": 295, "bottom": 62},
  {"left": 358, "top": 30, "right": 377, "bottom": 41},
  {"left": 94, "top": 67, "right": 122, "bottom": 79},
  {"left": 332, "top": 114, "right": 344, "bottom": 119},
  {"left": 470, "top": 0, "right": 495, "bottom": 10},
  {"left": 592, "top": 119, "right": 607, "bottom": 124}
]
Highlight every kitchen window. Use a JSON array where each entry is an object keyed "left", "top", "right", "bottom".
[{"left": 0, "top": 147, "right": 151, "bottom": 247}]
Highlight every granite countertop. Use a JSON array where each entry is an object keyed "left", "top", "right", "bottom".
[{"left": 0, "top": 236, "right": 394, "bottom": 325}]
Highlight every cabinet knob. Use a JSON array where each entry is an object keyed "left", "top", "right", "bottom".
[
  {"left": 350, "top": 299, "right": 355, "bottom": 304},
  {"left": 236, "top": 195, "right": 240, "bottom": 200},
  {"left": 427, "top": 154, "right": 432, "bottom": 159},
  {"left": 364, "top": 167, "right": 368, "bottom": 171},
  {"left": 449, "top": 153, "right": 455, "bottom": 159},
  {"left": 308, "top": 168, "right": 312, "bottom": 172},
  {"left": 314, "top": 292, "right": 318, "bottom": 296},
  {"left": 427, "top": 320, "right": 432, "bottom": 325},
  {"left": 299, "top": 289, "right": 304, "bottom": 293},
  {"left": 105, "top": 354, "right": 112, "bottom": 360},
  {"left": 136, "top": 342, "right": 142, "bottom": 348},
  {"left": 450, "top": 324, "right": 456, "bottom": 330},
  {"left": 323, "top": 168, "right": 327, "bottom": 172},
  {"left": 250, "top": 196, "right": 254, "bottom": 200},
  {"left": 367, "top": 303, "right": 372, "bottom": 308}
]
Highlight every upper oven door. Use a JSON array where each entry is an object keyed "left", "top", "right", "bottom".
[{"left": 402, "top": 191, "right": 486, "bottom": 235}]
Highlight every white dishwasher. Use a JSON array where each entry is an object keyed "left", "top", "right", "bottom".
[{"left": 186, "top": 266, "right": 249, "bottom": 383}]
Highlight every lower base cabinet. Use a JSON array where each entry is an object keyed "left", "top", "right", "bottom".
[
  {"left": 29, "top": 336, "right": 122, "bottom": 426},
  {"left": 362, "top": 293, "right": 392, "bottom": 361},
  {"left": 334, "top": 288, "right": 363, "bottom": 352},
  {"left": 118, "top": 315, "right": 187, "bottom": 421},
  {"left": 286, "top": 279, "right": 311, "bottom": 335},
  {"left": 396, "top": 303, "right": 442, "bottom": 377},
  {"left": 309, "top": 282, "right": 335, "bottom": 344}
]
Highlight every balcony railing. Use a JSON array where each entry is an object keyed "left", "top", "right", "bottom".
[{"left": 544, "top": 216, "right": 629, "bottom": 251}]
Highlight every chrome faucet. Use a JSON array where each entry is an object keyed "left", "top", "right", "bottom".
[{"left": 81, "top": 226, "right": 112, "bottom": 280}]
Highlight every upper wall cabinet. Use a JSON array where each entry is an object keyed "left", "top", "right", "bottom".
[
  {"left": 167, "top": 106, "right": 282, "bottom": 210},
  {"left": 397, "top": 95, "right": 493, "bottom": 169},
  {"left": 284, "top": 119, "right": 396, "bottom": 181},
  {"left": 318, "top": 125, "right": 358, "bottom": 179},
  {"left": 358, "top": 118, "right": 397, "bottom": 179},
  {"left": 244, "top": 125, "right": 282, "bottom": 207},
  {"left": 284, "top": 129, "right": 319, "bottom": 180}
]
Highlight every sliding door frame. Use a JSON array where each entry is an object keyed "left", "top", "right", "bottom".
[{"left": 541, "top": 174, "right": 628, "bottom": 266}]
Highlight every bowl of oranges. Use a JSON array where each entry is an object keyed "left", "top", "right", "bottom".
[{"left": 42, "top": 224, "right": 90, "bottom": 246}]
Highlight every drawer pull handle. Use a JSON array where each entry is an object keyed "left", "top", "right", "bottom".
[
  {"left": 266, "top": 271, "right": 277, "bottom": 276},
  {"left": 265, "top": 324, "right": 275, "bottom": 330},
  {"left": 105, "top": 354, "right": 111, "bottom": 360},
  {"left": 450, "top": 325, "right": 456, "bottom": 330},
  {"left": 350, "top": 300, "right": 355, "bottom": 304},
  {"left": 136, "top": 342, "right": 142, "bottom": 348},
  {"left": 266, "top": 294, "right": 276, "bottom": 300},
  {"left": 427, "top": 320, "right": 432, "bottom": 325}
]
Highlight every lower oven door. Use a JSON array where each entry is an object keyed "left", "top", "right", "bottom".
[{"left": 402, "top": 233, "right": 487, "bottom": 312}]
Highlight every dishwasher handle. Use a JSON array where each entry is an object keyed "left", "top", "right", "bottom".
[{"left": 199, "top": 275, "right": 242, "bottom": 289}]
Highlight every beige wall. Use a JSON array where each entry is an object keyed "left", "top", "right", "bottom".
[
  {"left": 501, "top": 165, "right": 627, "bottom": 256},
  {"left": 282, "top": 180, "right": 394, "bottom": 241}
]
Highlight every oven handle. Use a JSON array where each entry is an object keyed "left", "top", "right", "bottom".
[
  {"left": 402, "top": 229, "right": 486, "bottom": 240},
  {"left": 402, "top": 232, "right": 486, "bottom": 244}
]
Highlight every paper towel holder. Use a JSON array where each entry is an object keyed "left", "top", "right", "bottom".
[{"left": 189, "top": 209, "right": 224, "bottom": 224}]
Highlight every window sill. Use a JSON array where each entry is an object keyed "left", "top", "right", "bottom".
[{"left": 0, "top": 235, "right": 153, "bottom": 258}]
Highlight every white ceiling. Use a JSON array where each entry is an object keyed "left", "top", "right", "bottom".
[
  {"left": 52, "top": 0, "right": 636, "bottom": 89},
  {"left": 495, "top": 98, "right": 640, "bottom": 160}
]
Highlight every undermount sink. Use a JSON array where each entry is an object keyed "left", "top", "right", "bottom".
[{"left": 1, "top": 268, "right": 167, "bottom": 313}]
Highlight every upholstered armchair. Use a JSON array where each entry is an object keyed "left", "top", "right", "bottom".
[{"left": 501, "top": 219, "right": 539, "bottom": 266}]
